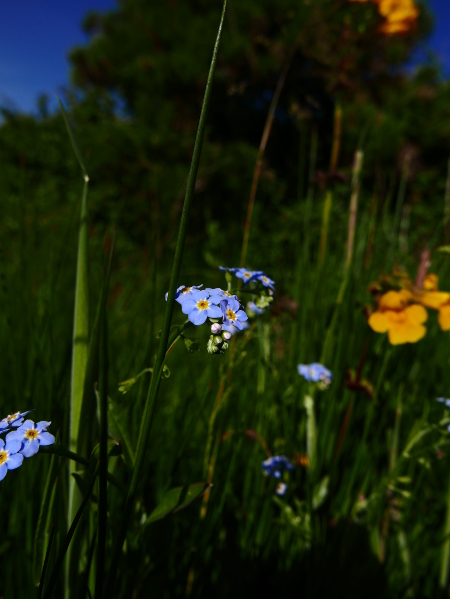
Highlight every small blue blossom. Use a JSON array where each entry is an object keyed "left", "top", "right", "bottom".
[
  {"left": 262, "top": 455, "right": 295, "bottom": 479},
  {"left": 219, "top": 266, "right": 238, "bottom": 273},
  {"left": 247, "top": 301, "right": 265, "bottom": 316},
  {"left": 437, "top": 397, "right": 450, "bottom": 407},
  {"left": 181, "top": 291, "right": 223, "bottom": 325},
  {"left": 220, "top": 297, "right": 248, "bottom": 331},
  {"left": 298, "top": 363, "right": 332, "bottom": 385},
  {"left": 0, "top": 410, "right": 33, "bottom": 432},
  {"left": 0, "top": 437, "right": 23, "bottom": 481},
  {"left": 175, "top": 285, "right": 204, "bottom": 304},
  {"left": 6, "top": 420, "right": 55, "bottom": 458},
  {"left": 275, "top": 482, "right": 287, "bottom": 496},
  {"left": 256, "top": 273, "right": 275, "bottom": 290},
  {"left": 204, "top": 288, "right": 237, "bottom": 304},
  {"left": 235, "top": 268, "right": 263, "bottom": 284}
]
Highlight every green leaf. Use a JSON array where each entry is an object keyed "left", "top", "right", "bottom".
[
  {"left": 312, "top": 475, "right": 329, "bottom": 510},
  {"left": 437, "top": 246, "right": 450, "bottom": 254},
  {"left": 142, "top": 483, "right": 211, "bottom": 527},
  {"left": 182, "top": 336, "right": 200, "bottom": 353}
]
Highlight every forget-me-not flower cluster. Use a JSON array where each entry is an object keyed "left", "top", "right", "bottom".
[
  {"left": 0, "top": 410, "right": 55, "bottom": 482},
  {"left": 298, "top": 363, "right": 333, "bottom": 388},
  {"left": 261, "top": 455, "right": 294, "bottom": 496}
]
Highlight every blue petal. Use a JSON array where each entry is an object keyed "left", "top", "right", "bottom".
[
  {"left": 36, "top": 421, "right": 51, "bottom": 430},
  {"left": 206, "top": 305, "right": 222, "bottom": 319},
  {"left": 5, "top": 431, "right": 22, "bottom": 444},
  {"left": 21, "top": 439, "right": 39, "bottom": 458},
  {"left": 20, "top": 420, "right": 35, "bottom": 431},
  {"left": 181, "top": 299, "right": 197, "bottom": 315},
  {"left": 0, "top": 438, "right": 4, "bottom": 450},
  {"left": 236, "top": 310, "right": 248, "bottom": 321},
  {"left": 5, "top": 439, "right": 22, "bottom": 454},
  {"left": 188, "top": 310, "right": 208, "bottom": 325},
  {"left": 38, "top": 432, "right": 55, "bottom": 446},
  {"left": 6, "top": 453, "right": 23, "bottom": 470},
  {"left": 0, "top": 463, "right": 7, "bottom": 481}
]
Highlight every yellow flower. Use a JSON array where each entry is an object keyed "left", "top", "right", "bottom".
[
  {"left": 424, "top": 274, "right": 438, "bottom": 291},
  {"left": 412, "top": 277, "right": 450, "bottom": 330},
  {"left": 368, "top": 289, "right": 428, "bottom": 345}
]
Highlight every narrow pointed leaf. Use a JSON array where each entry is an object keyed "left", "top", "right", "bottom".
[{"left": 142, "top": 483, "right": 212, "bottom": 527}]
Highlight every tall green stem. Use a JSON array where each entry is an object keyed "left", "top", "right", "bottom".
[{"left": 102, "top": 4, "right": 228, "bottom": 594}]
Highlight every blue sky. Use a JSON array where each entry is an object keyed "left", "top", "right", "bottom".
[{"left": 0, "top": 0, "right": 448, "bottom": 114}]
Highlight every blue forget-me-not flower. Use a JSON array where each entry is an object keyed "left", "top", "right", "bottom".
[
  {"left": 298, "top": 363, "right": 332, "bottom": 386},
  {"left": 220, "top": 297, "right": 248, "bottom": 331},
  {"left": 262, "top": 455, "right": 295, "bottom": 479},
  {"left": 0, "top": 410, "right": 33, "bottom": 432},
  {"left": 0, "top": 437, "right": 24, "bottom": 481},
  {"left": 7, "top": 420, "right": 55, "bottom": 458},
  {"left": 181, "top": 291, "right": 223, "bottom": 325}
]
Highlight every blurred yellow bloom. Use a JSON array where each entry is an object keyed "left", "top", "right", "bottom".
[
  {"left": 424, "top": 274, "right": 439, "bottom": 291},
  {"left": 378, "top": 0, "right": 419, "bottom": 34},
  {"left": 412, "top": 274, "right": 450, "bottom": 330},
  {"left": 368, "top": 289, "right": 428, "bottom": 345}
]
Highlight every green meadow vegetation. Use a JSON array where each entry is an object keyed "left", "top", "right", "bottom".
[{"left": 2, "top": 0, "right": 450, "bottom": 597}]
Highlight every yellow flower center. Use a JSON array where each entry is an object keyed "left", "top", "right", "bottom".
[
  {"left": 25, "top": 429, "right": 38, "bottom": 440},
  {"left": 223, "top": 290, "right": 232, "bottom": 296},
  {"left": 262, "top": 277, "right": 268, "bottom": 283},
  {"left": 6, "top": 412, "right": 19, "bottom": 423},
  {"left": 226, "top": 309, "right": 236, "bottom": 321},
  {"left": 181, "top": 287, "right": 191, "bottom": 294},
  {"left": 197, "top": 300, "right": 209, "bottom": 311},
  {"left": 0, "top": 451, "right": 7, "bottom": 465},
  {"left": 243, "top": 273, "right": 251, "bottom": 278}
]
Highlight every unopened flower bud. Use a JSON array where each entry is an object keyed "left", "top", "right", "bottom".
[
  {"left": 213, "top": 335, "right": 223, "bottom": 345},
  {"left": 222, "top": 331, "right": 231, "bottom": 341},
  {"left": 221, "top": 342, "right": 229, "bottom": 351},
  {"left": 211, "top": 323, "right": 222, "bottom": 334}
]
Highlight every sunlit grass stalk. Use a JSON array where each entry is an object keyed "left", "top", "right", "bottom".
[
  {"left": 329, "top": 103, "right": 342, "bottom": 172},
  {"left": 346, "top": 150, "right": 363, "bottom": 269},
  {"left": 57, "top": 97, "right": 91, "bottom": 596},
  {"left": 102, "top": 4, "right": 228, "bottom": 593},
  {"left": 321, "top": 148, "right": 363, "bottom": 363},
  {"left": 318, "top": 191, "right": 333, "bottom": 269}
]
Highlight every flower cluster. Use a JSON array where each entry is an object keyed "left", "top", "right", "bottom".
[
  {"left": 262, "top": 455, "right": 294, "bottom": 496},
  {"left": 298, "top": 363, "right": 333, "bottom": 388},
  {"left": 220, "top": 266, "right": 275, "bottom": 291},
  {"left": 368, "top": 273, "right": 450, "bottom": 345},
  {"left": 349, "top": 0, "right": 419, "bottom": 35},
  {"left": 0, "top": 410, "right": 55, "bottom": 482},
  {"left": 166, "top": 284, "right": 249, "bottom": 353}
]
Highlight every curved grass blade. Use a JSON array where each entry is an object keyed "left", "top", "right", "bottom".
[
  {"left": 37, "top": 523, "right": 55, "bottom": 599},
  {"left": 43, "top": 467, "right": 99, "bottom": 599},
  {"left": 58, "top": 96, "right": 91, "bottom": 596},
  {"left": 102, "top": 3, "right": 228, "bottom": 594},
  {"left": 33, "top": 451, "right": 58, "bottom": 585}
]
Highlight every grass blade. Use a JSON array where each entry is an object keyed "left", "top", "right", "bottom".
[
  {"left": 37, "top": 523, "right": 55, "bottom": 599},
  {"left": 33, "top": 451, "right": 58, "bottom": 585},
  {"left": 43, "top": 467, "right": 99, "bottom": 599},
  {"left": 102, "top": 3, "right": 228, "bottom": 594}
]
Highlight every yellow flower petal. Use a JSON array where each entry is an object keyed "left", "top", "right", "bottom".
[
  {"left": 404, "top": 304, "right": 428, "bottom": 325},
  {"left": 414, "top": 291, "right": 450, "bottom": 310},
  {"left": 438, "top": 305, "right": 450, "bottom": 331},
  {"left": 379, "top": 289, "right": 412, "bottom": 310},
  {"left": 424, "top": 274, "right": 439, "bottom": 291},
  {"left": 388, "top": 323, "right": 426, "bottom": 344},
  {"left": 368, "top": 311, "right": 390, "bottom": 332}
]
